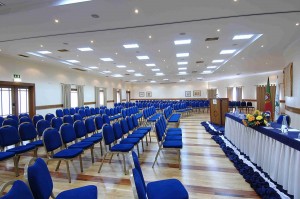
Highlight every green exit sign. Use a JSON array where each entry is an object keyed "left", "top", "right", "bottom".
[{"left": 14, "top": 74, "right": 21, "bottom": 78}]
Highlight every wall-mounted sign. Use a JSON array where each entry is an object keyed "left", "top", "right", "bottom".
[{"left": 13, "top": 74, "right": 22, "bottom": 82}]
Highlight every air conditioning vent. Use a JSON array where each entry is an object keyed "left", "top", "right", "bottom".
[
  {"left": 205, "top": 37, "right": 219, "bottom": 41},
  {"left": 196, "top": 61, "right": 204, "bottom": 64},
  {"left": 18, "top": 54, "right": 29, "bottom": 58},
  {"left": 0, "top": 2, "right": 5, "bottom": 6},
  {"left": 125, "top": 74, "right": 130, "bottom": 76},
  {"left": 72, "top": 68, "right": 86, "bottom": 72},
  {"left": 160, "top": 82, "right": 177, "bottom": 84},
  {"left": 192, "top": 71, "right": 197, "bottom": 73},
  {"left": 57, "top": 49, "right": 69, "bottom": 52}
]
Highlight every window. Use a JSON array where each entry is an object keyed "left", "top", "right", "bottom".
[
  {"left": 116, "top": 90, "right": 121, "bottom": 103},
  {"left": 126, "top": 91, "right": 130, "bottom": 102},
  {"left": 0, "top": 87, "right": 12, "bottom": 117},
  {"left": 71, "top": 89, "right": 78, "bottom": 107},
  {"left": 18, "top": 88, "right": 29, "bottom": 114},
  {"left": 99, "top": 90, "right": 104, "bottom": 106}
]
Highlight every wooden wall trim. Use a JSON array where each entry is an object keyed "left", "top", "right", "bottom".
[
  {"left": 242, "top": 99, "right": 285, "bottom": 103},
  {"left": 84, "top": 101, "right": 95, "bottom": 105},
  {"left": 36, "top": 104, "right": 63, "bottom": 110},
  {"left": 107, "top": 100, "right": 114, "bottom": 103},
  {"left": 0, "top": 81, "right": 35, "bottom": 87},
  {"left": 285, "top": 105, "right": 300, "bottom": 114}
]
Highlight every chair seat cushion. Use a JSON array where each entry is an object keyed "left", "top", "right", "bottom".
[
  {"left": 53, "top": 148, "right": 83, "bottom": 158},
  {"left": 57, "top": 185, "right": 97, "bottom": 199},
  {"left": 120, "top": 138, "right": 140, "bottom": 145},
  {"left": 163, "top": 141, "right": 182, "bottom": 148},
  {"left": 7, "top": 145, "right": 36, "bottom": 154},
  {"left": 0, "top": 151, "right": 15, "bottom": 161},
  {"left": 91, "top": 133, "right": 103, "bottom": 139},
  {"left": 82, "top": 136, "right": 102, "bottom": 143},
  {"left": 126, "top": 134, "right": 144, "bottom": 139},
  {"left": 135, "top": 113, "right": 143, "bottom": 119},
  {"left": 167, "top": 131, "right": 182, "bottom": 136},
  {"left": 167, "top": 128, "right": 182, "bottom": 132},
  {"left": 68, "top": 142, "right": 94, "bottom": 149},
  {"left": 137, "top": 127, "right": 151, "bottom": 132},
  {"left": 164, "top": 135, "right": 182, "bottom": 141},
  {"left": 111, "top": 144, "right": 134, "bottom": 152},
  {"left": 27, "top": 140, "right": 43, "bottom": 147},
  {"left": 132, "top": 130, "right": 148, "bottom": 135},
  {"left": 147, "top": 179, "right": 189, "bottom": 199}
]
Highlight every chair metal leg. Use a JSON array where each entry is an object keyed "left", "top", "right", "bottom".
[
  {"left": 152, "top": 147, "right": 162, "bottom": 168},
  {"left": 122, "top": 153, "right": 126, "bottom": 175},
  {"left": 100, "top": 141, "right": 103, "bottom": 156},
  {"left": 109, "top": 153, "right": 114, "bottom": 163},
  {"left": 98, "top": 153, "right": 108, "bottom": 173},
  {"left": 136, "top": 144, "right": 140, "bottom": 157},
  {"left": 13, "top": 156, "right": 19, "bottom": 177},
  {"left": 79, "top": 155, "right": 83, "bottom": 172},
  {"left": 65, "top": 160, "right": 71, "bottom": 183},
  {"left": 34, "top": 148, "right": 38, "bottom": 157},
  {"left": 141, "top": 139, "right": 144, "bottom": 152},
  {"left": 55, "top": 160, "right": 61, "bottom": 171},
  {"left": 91, "top": 147, "right": 95, "bottom": 163},
  {"left": 178, "top": 150, "right": 181, "bottom": 170}
]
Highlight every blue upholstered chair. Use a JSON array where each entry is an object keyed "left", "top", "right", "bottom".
[
  {"left": 45, "top": 113, "right": 55, "bottom": 123},
  {"left": 6, "top": 115, "right": 18, "bottom": 124},
  {"left": 18, "top": 113, "right": 30, "bottom": 119},
  {"left": 18, "top": 122, "right": 43, "bottom": 153},
  {"left": 25, "top": 158, "right": 97, "bottom": 199},
  {"left": 42, "top": 127, "right": 84, "bottom": 183},
  {"left": 36, "top": 119, "right": 50, "bottom": 139},
  {"left": 51, "top": 117, "right": 63, "bottom": 131},
  {"left": 73, "top": 113, "right": 83, "bottom": 122},
  {"left": 2, "top": 119, "right": 18, "bottom": 130},
  {"left": 55, "top": 109, "right": 64, "bottom": 118},
  {"left": 63, "top": 115, "right": 74, "bottom": 125},
  {"left": 60, "top": 123, "right": 95, "bottom": 163},
  {"left": 0, "top": 116, "right": 3, "bottom": 127},
  {"left": 0, "top": 125, "right": 36, "bottom": 176},
  {"left": 129, "top": 151, "right": 189, "bottom": 199},
  {"left": 277, "top": 114, "right": 291, "bottom": 126},
  {"left": 98, "top": 124, "right": 134, "bottom": 174},
  {"left": 32, "top": 114, "right": 44, "bottom": 128},
  {"left": 0, "top": 180, "right": 34, "bottom": 199},
  {"left": 63, "top": 108, "right": 70, "bottom": 116},
  {"left": 19, "top": 116, "right": 33, "bottom": 124},
  {"left": 94, "top": 115, "right": 104, "bottom": 131},
  {"left": 69, "top": 107, "right": 76, "bottom": 115}
]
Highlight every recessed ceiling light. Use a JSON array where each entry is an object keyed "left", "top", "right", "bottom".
[
  {"left": 112, "top": 74, "right": 123, "bottom": 77},
  {"left": 54, "top": 0, "right": 92, "bottom": 6},
  {"left": 163, "top": 59, "right": 166, "bottom": 62},
  {"left": 134, "top": 9, "right": 139, "bottom": 14},
  {"left": 90, "top": 40, "right": 94, "bottom": 43},
  {"left": 177, "top": 61, "right": 188, "bottom": 65},
  {"left": 212, "top": 59, "right": 224, "bottom": 63},
  {"left": 178, "top": 71, "right": 187, "bottom": 75},
  {"left": 233, "top": 0, "right": 238, "bottom": 2},
  {"left": 136, "top": 56, "right": 149, "bottom": 60},
  {"left": 178, "top": 67, "right": 187, "bottom": 70},
  {"left": 134, "top": 73, "right": 144, "bottom": 76},
  {"left": 100, "top": 58, "right": 113, "bottom": 61},
  {"left": 206, "top": 46, "right": 209, "bottom": 48},
  {"left": 148, "top": 35, "right": 152, "bottom": 39},
  {"left": 146, "top": 63, "right": 156, "bottom": 67},
  {"left": 176, "top": 53, "right": 189, "bottom": 57},
  {"left": 207, "top": 66, "right": 217, "bottom": 69},
  {"left": 179, "top": 79, "right": 186, "bottom": 82},
  {"left": 163, "top": 79, "right": 169, "bottom": 81},
  {"left": 152, "top": 69, "right": 160, "bottom": 71},
  {"left": 220, "top": 49, "right": 236, "bottom": 54},
  {"left": 150, "top": 80, "right": 156, "bottom": 83},
  {"left": 123, "top": 44, "right": 139, "bottom": 48},
  {"left": 66, "top": 60, "right": 80, "bottom": 63},
  {"left": 201, "top": 70, "right": 213, "bottom": 74},
  {"left": 197, "top": 77, "right": 203, "bottom": 80},
  {"left": 77, "top": 47, "right": 93, "bottom": 51},
  {"left": 116, "top": 65, "right": 126, "bottom": 68},
  {"left": 37, "top": 51, "right": 52, "bottom": 54},
  {"left": 158, "top": 49, "right": 161, "bottom": 52},
  {"left": 217, "top": 29, "right": 221, "bottom": 32},
  {"left": 54, "top": 19, "right": 59, "bottom": 23},
  {"left": 174, "top": 39, "right": 191, "bottom": 45},
  {"left": 115, "top": 52, "right": 118, "bottom": 55},
  {"left": 156, "top": 73, "right": 164, "bottom": 76},
  {"left": 131, "top": 80, "right": 137, "bottom": 82},
  {"left": 126, "top": 70, "right": 135, "bottom": 73},
  {"left": 296, "top": 22, "right": 299, "bottom": 26},
  {"left": 261, "top": 45, "right": 264, "bottom": 48},
  {"left": 88, "top": 66, "right": 98, "bottom": 69},
  {"left": 40, "top": 45, "right": 43, "bottom": 48},
  {"left": 233, "top": 34, "right": 254, "bottom": 40},
  {"left": 103, "top": 70, "right": 111, "bottom": 73}
]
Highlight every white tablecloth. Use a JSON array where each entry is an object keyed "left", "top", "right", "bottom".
[{"left": 225, "top": 116, "right": 300, "bottom": 198}]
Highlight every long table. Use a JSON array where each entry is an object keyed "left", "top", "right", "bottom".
[{"left": 225, "top": 113, "right": 300, "bottom": 198}]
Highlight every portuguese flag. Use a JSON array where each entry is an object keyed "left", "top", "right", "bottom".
[{"left": 264, "top": 77, "right": 273, "bottom": 118}]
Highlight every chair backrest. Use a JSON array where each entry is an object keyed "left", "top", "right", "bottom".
[
  {"left": 63, "top": 108, "right": 70, "bottom": 116},
  {"left": 130, "top": 168, "right": 147, "bottom": 199},
  {"left": 32, "top": 115, "right": 44, "bottom": 127},
  {"left": 19, "top": 116, "right": 33, "bottom": 124},
  {"left": 18, "top": 122, "right": 38, "bottom": 142},
  {"left": 277, "top": 114, "right": 291, "bottom": 126},
  {"left": 36, "top": 120, "right": 50, "bottom": 137},
  {"left": 102, "top": 114, "right": 110, "bottom": 124},
  {"left": 102, "top": 124, "right": 115, "bottom": 145},
  {"left": 73, "top": 113, "right": 83, "bottom": 122},
  {"left": 55, "top": 109, "right": 64, "bottom": 118},
  {"left": 0, "top": 125, "right": 20, "bottom": 148},
  {"left": 6, "top": 115, "right": 18, "bottom": 124},
  {"left": 127, "top": 116, "right": 134, "bottom": 131},
  {"left": 85, "top": 117, "right": 96, "bottom": 134},
  {"left": 132, "top": 115, "right": 139, "bottom": 129},
  {"left": 45, "top": 113, "right": 55, "bottom": 123},
  {"left": 51, "top": 117, "right": 63, "bottom": 131},
  {"left": 113, "top": 122, "right": 123, "bottom": 140},
  {"left": 26, "top": 158, "right": 53, "bottom": 199},
  {"left": 69, "top": 108, "right": 76, "bottom": 115},
  {"left": 90, "top": 108, "right": 96, "bottom": 115},
  {"left": 95, "top": 107, "right": 100, "bottom": 115},
  {"left": 0, "top": 180, "right": 34, "bottom": 199},
  {"left": 78, "top": 109, "right": 86, "bottom": 118},
  {"left": 0, "top": 116, "right": 3, "bottom": 127},
  {"left": 94, "top": 115, "right": 103, "bottom": 130},
  {"left": 43, "top": 128, "right": 62, "bottom": 152},
  {"left": 63, "top": 115, "right": 74, "bottom": 125},
  {"left": 120, "top": 119, "right": 130, "bottom": 135},
  {"left": 85, "top": 108, "right": 91, "bottom": 117},
  {"left": 60, "top": 123, "right": 76, "bottom": 144},
  {"left": 131, "top": 151, "right": 146, "bottom": 190},
  {"left": 18, "top": 113, "right": 30, "bottom": 119},
  {"left": 73, "top": 120, "right": 88, "bottom": 139},
  {"left": 2, "top": 119, "right": 18, "bottom": 130}
]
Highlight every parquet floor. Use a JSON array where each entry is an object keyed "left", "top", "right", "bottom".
[{"left": 0, "top": 113, "right": 259, "bottom": 198}]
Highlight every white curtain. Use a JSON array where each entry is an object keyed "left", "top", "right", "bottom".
[
  {"left": 77, "top": 85, "right": 84, "bottom": 107},
  {"left": 227, "top": 87, "right": 233, "bottom": 101},
  {"left": 236, "top": 87, "right": 243, "bottom": 101},
  {"left": 62, "top": 84, "right": 71, "bottom": 108},
  {"left": 95, "top": 87, "right": 100, "bottom": 107}
]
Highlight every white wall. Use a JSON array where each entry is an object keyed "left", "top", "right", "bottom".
[
  {"left": 130, "top": 82, "right": 208, "bottom": 100},
  {"left": 0, "top": 54, "right": 126, "bottom": 116},
  {"left": 283, "top": 37, "right": 300, "bottom": 129}
]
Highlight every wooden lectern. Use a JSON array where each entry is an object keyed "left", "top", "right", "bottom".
[{"left": 209, "top": 98, "right": 229, "bottom": 126}]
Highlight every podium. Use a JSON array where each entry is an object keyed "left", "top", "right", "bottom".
[{"left": 209, "top": 98, "right": 229, "bottom": 125}]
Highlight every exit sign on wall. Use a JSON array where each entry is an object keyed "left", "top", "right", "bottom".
[{"left": 13, "top": 74, "right": 22, "bottom": 82}]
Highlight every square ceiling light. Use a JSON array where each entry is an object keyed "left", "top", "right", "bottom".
[
  {"left": 77, "top": 47, "right": 93, "bottom": 51},
  {"left": 100, "top": 58, "right": 113, "bottom": 61},
  {"left": 220, "top": 49, "right": 236, "bottom": 54},
  {"left": 174, "top": 39, "right": 191, "bottom": 45},
  {"left": 232, "top": 34, "right": 254, "bottom": 40},
  {"left": 136, "top": 56, "right": 149, "bottom": 60},
  {"left": 176, "top": 53, "right": 189, "bottom": 57},
  {"left": 123, "top": 44, "right": 139, "bottom": 48}
]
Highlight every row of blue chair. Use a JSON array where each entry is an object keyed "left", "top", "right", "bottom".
[{"left": 163, "top": 106, "right": 181, "bottom": 126}]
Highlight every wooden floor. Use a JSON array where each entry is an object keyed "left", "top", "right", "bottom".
[{"left": 0, "top": 113, "right": 260, "bottom": 198}]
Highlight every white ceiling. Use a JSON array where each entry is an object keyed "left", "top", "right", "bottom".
[{"left": 0, "top": 0, "right": 299, "bottom": 83}]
